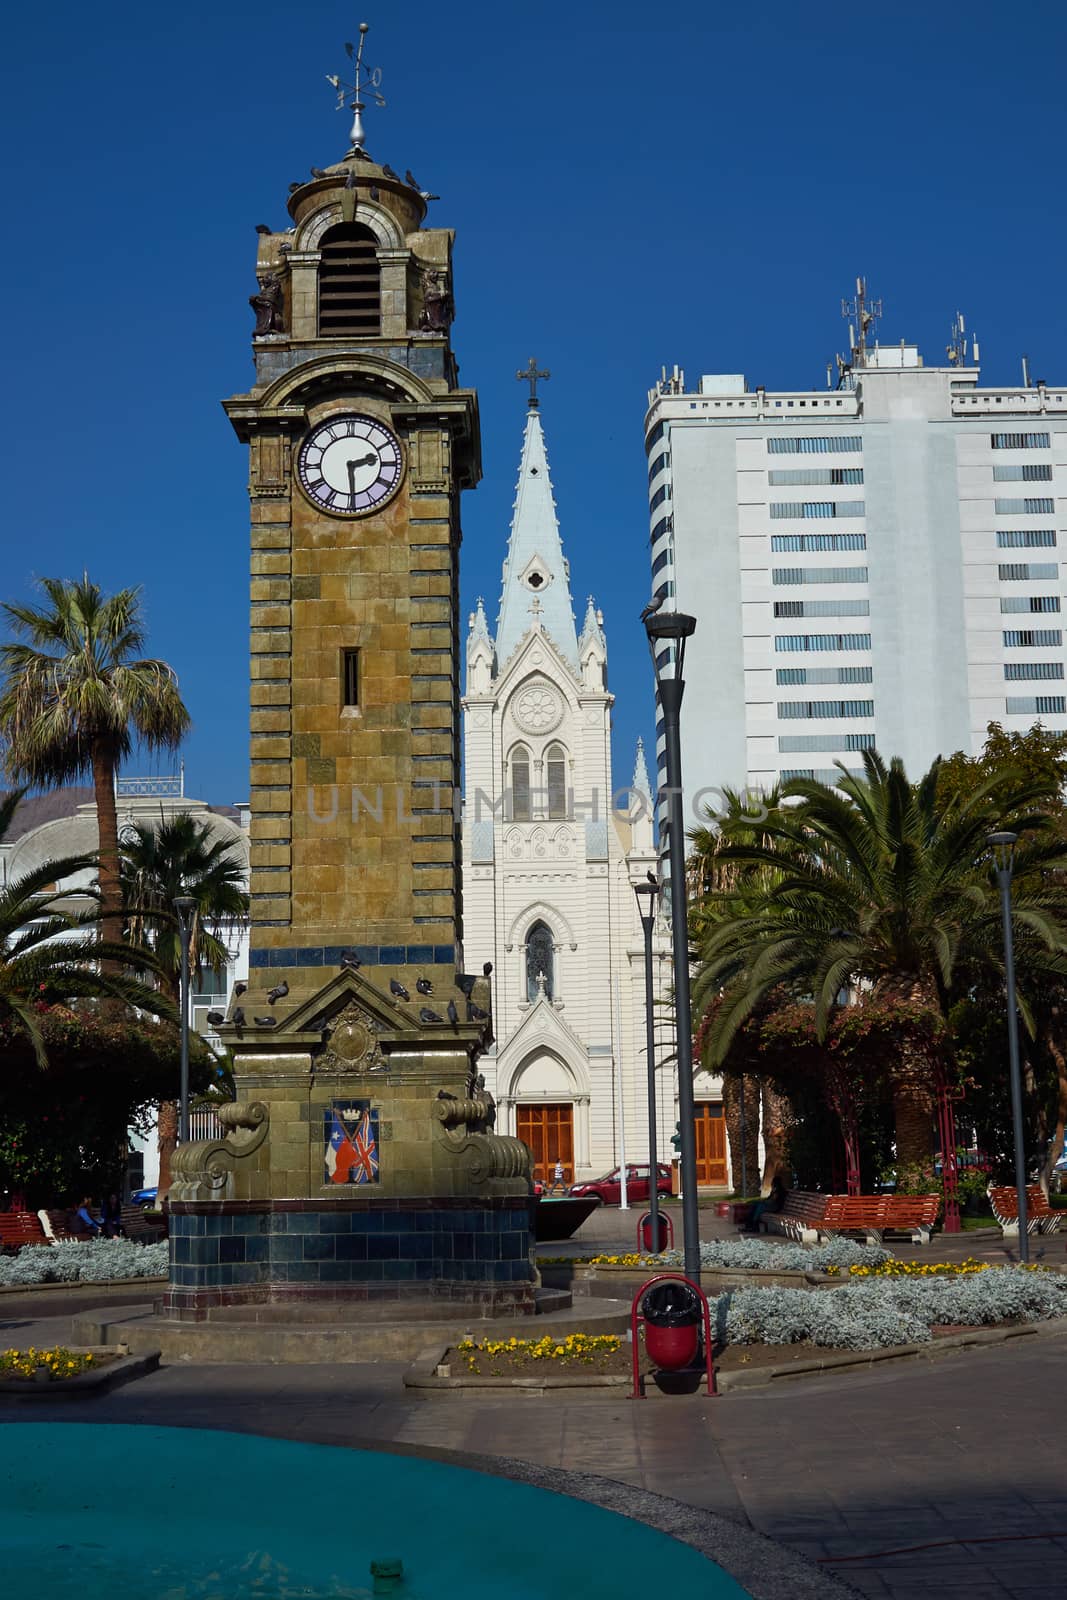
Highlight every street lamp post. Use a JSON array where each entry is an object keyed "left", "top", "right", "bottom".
[
  {"left": 173, "top": 895, "right": 198, "bottom": 1146},
  {"left": 645, "top": 608, "right": 701, "bottom": 1283},
  {"left": 989, "top": 832, "right": 1030, "bottom": 1262},
  {"left": 633, "top": 878, "right": 661, "bottom": 1251}
]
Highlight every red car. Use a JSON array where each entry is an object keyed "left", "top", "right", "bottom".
[{"left": 569, "top": 1163, "right": 671, "bottom": 1205}]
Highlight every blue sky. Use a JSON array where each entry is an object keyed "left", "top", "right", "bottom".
[{"left": 3, "top": 0, "right": 1066, "bottom": 803}]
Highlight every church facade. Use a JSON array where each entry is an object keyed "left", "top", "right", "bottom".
[{"left": 462, "top": 397, "right": 730, "bottom": 1187}]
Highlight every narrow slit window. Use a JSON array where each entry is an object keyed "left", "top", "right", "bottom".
[
  {"left": 511, "top": 750, "right": 532, "bottom": 821},
  {"left": 343, "top": 649, "right": 360, "bottom": 708}
]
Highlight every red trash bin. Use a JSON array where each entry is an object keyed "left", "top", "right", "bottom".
[{"left": 640, "top": 1213, "right": 670, "bottom": 1252}]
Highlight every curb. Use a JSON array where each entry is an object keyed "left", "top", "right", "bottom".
[
  {"left": 0, "top": 1348, "right": 161, "bottom": 1400},
  {"left": 0, "top": 1276, "right": 167, "bottom": 1299},
  {"left": 718, "top": 1314, "right": 1067, "bottom": 1390}
]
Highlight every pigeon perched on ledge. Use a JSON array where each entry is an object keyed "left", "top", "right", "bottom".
[
  {"left": 467, "top": 1003, "right": 489, "bottom": 1023},
  {"left": 231, "top": 1007, "right": 245, "bottom": 1028},
  {"left": 455, "top": 973, "right": 477, "bottom": 998},
  {"left": 234, "top": 982, "right": 247, "bottom": 997},
  {"left": 419, "top": 1007, "right": 442, "bottom": 1024},
  {"left": 254, "top": 1016, "right": 278, "bottom": 1029},
  {"left": 340, "top": 950, "right": 361, "bottom": 970},
  {"left": 416, "top": 976, "right": 433, "bottom": 995},
  {"left": 267, "top": 980, "right": 289, "bottom": 1005},
  {"left": 390, "top": 978, "right": 410, "bottom": 1001},
  {"left": 447, "top": 999, "right": 459, "bottom": 1026},
  {"left": 206, "top": 1010, "right": 225, "bottom": 1026}
]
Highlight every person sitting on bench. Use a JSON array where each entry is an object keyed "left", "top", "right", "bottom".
[
  {"left": 74, "top": 1196, "right": 102, "bottom": 1236},
  {"left": 747, "top": 1174, "right": 788, "bottom": 1231}
]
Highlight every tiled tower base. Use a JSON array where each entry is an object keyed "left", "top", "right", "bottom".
[{"left": 162, "top": 1196, "right": 535, "bottom": 1322}]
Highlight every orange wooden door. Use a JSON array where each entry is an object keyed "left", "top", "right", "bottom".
[
  {"left": 516, "top": 1104, "right": 575, "bottom": 1183},
  {"left": 693, "top": 1102, "right": 728, "bottom": 1185}
]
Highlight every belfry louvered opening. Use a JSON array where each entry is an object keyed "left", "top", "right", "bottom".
[{"left": 318, "top": 223, "right": 381, "bottom": 336}]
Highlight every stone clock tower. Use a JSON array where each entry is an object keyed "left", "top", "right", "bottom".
[{"left": 164, "top": 34, "right": 534, "bottom": 1327}]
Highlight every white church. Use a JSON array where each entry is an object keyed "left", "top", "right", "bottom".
[{"left": 461, "top": 397, "right": 730, "bottom": 1188}]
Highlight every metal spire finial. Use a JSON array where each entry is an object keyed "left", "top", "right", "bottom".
[
  {"left": 326, "top": 22, "right": 386, "bottom": 156},
  {"left": 517, "top": 358, "right": 550, "bottom": 408}
]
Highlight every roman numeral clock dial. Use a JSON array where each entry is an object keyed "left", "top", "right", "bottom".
[{"left": 297, "top": 415, "right": 404, "bottom": 516}]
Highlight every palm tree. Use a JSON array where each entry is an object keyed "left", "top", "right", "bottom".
[
  {"left": 120, "top": 813, "right": 248, "bottom": 1194},
  {"left": 0, "top": 790, "right": 173, "bottom": 1065},
  {"left": 0, "top": 576, "right": 190, "bottom": 965},
  {"left": 692, "top": 751, "right": 1067, "bottom": 1167}
]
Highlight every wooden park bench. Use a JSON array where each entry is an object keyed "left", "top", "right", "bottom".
[
  {"left": 823, "top": 1193, "right": 940, "bottom": 1246},
  {"left": 0, "top": 1211, "right": 48, "bottom": 1254},
  {"left": 759, "top": 1190, "right": 829, "bottom": 1244},
  {"left": 121, "top": 1204, "right": 166, "bottom": 1244},
  {"left": 988, "top": 1184, "right": 1062, "bottom": 1237}
]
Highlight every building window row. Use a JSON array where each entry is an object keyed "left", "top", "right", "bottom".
[
  {"left": 648, "top": 450, "right": 670, "bottom": 482},
  {"left": 509, "top": 745, "right": 568, "bottom": 822},
  {"left": 651, "top": 548, "right": 673, "bottom": 578},
  {"left": 769, "top": 500, "right": 866, "bottom": 520},
  {"left": 997, "top": 529, "right": 1057, "bottom": 549},
  {"left": 770, "top": 533, "right": 866, "bottom": 552},
  {"left": 994, "top": 498, "right": 1055, "bottom": 515},
  {"left": 780, "top": 768, "right": 863, "bottom": 784},
  {"left": 993, "top": 463, "right": 1053, "bottom": 482},
  {"left": 650, "top": 513, "right": 672, "bottom": 547},
  {"left": 778, "top": 699, "right": 874, "bottom": 719},
  {"left": 650, "top": 484, "right": 672, "bottom": 512},
  {"left": 779, "top": 733, "right": 876, "bottom": 753},
  {"left": 773, "top": 566, "right": 868, "bottom": 586},
  {"left": 991, "top": 432, "right": 1050, "bottom": 449},
  {"left": 1005, "top": 695, "right": 1066, "bottom": 715},
  {"left": 1003, "top": 629, "right": 1062, "bottom": 647},
  {"left": 646, "top": 421, "right": 667, "bottom": 456},
  {"left": 774, "top": 600, "right": 870, "bottom": 618},
  {"left": 775, "top": 632, "right": 872, "bottom": 652},
  {"left": 1004, "top": 662, "right": 1065, "bottom": 681},
  {"left": 767, "top": 436, "right": 863, "bottom": 455},
  {"left": 776, "top": 665, "right": 873, "bottom": 685},
  {"left": 1000, "top": 596, "right": 1061, "bottom": 614},
  {"left": 768, "top": 467, "right": 864, "bottom": 486},
  {"left": 998, "top": 563, "right": 1059, "bottom": 582}
]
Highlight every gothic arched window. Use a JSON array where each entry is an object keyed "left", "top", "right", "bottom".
[
  {"left": 318, "top": 223, "right": 381, "bottom": 336},
  {"left": 546, "top": 743, "right": 567, "bottom": 820},
  {"left": 510, "top": 747, "right": 532, "bottom": 822},
  {"left": 526, "top": 921, "right": 555, "bottom": 1001}
]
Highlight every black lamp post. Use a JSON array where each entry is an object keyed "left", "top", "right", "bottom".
[
  {"left": 989, "top": 832, "right": 1030, "bottom": 1262},
  {"left": 644, "top": 608, "right": 701, "bottom": 1282},
  {"left": 173, "top": 895, "right": 198, "bottom": 1146},
  {"left": 633, "top": 878, "right": 661, "bottom": 1251}
]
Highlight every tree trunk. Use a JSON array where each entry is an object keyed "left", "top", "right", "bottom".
[
  {"left": 92, "top": 745, "right": 122, "bottom": 973},
  {"left": 760, "top": 1080, "right": 794, "bottom": 1194},
  {"left": 892, "top": 1078, "right": 936, "bottom": 1169},
  {"left": 157, "top": 1098, "right": 178, "bottom": 1200},
  {"left": 723, "top": 1073, "right": 760, "bottom": 1195},
  {"left": 156, "top": 974, "right": 183, "bottom": 1204}
]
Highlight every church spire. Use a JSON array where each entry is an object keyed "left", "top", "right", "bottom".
[
  {"left": 632, "top": 736, "right": 653, "bottom": 802},
  {"left": 494, "top": 399, "right": 579, "bottom": 673}
]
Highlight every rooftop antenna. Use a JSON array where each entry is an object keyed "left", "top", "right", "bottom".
[
  {"left": 1022, "top": 354, "right": 1031, "bottom": 388},
  {"left": 841, "top": 276, "right": 883, "bottom": 369},
  {"left": 946, "top": 311, "right": 969, "bottom": 366},
  {"left": 326, "top": 23, "right": 386, "bottom": 156}
]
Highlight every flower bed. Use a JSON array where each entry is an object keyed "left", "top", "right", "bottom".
[
  {"left": 568, "top": 1238, "right": 891, "bottom": 1273},
  {"left": 720, "top": 1265, "right": 1067, "bottom": 1350},
  {"left": 456, "top": 1332, "right": 622, "bottom": 1376},
  {"left": 0, "top": 1238, "right": 168, "bottom": 1288},
  {"left": 1, "top": 1345, "right": 99, "bottom": 1382}
]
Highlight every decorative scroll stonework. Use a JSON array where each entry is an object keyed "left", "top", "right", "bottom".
[{"left": 169, "top": 1102, "right": 271, "bottom": 1202}]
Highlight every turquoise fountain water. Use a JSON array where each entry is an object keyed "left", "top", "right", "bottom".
[{"left": 1, "top": 1423, "right": 750, "bottom": 1599}]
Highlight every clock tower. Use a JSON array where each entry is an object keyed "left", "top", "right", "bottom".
[
  {"left": 164, "top": 32, "right": 534, "bottom": 1327},
  {"left": 222, "top": 71, "right": 478, "bottom": 994}
]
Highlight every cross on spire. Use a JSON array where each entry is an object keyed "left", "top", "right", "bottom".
[{"left": 517, "top": 357, "right": 550, "bottom": 408}]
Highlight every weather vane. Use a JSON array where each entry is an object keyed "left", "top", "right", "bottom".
[{"left": 326, "top": 23, "right": 386, "bottom": 155}]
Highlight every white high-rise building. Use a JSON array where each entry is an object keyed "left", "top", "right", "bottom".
[
  {"left": 644, "top": 308, "right": 1067, "bottom": 803},
  {"left": 462, "top": 398, "right": 732, "bottom": 1189}
]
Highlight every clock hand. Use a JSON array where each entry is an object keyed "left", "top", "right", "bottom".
[{"left": 346, "top": 453, "right": 378, "bottom": 494}]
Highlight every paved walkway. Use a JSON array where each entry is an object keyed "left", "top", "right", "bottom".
[{"left": 3, "top": 1266, "right": 1066, "bottom": 1600}]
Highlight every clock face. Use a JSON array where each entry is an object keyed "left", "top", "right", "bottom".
[{"left": 297, "top": 415, "right": 403, "bottom": 516}]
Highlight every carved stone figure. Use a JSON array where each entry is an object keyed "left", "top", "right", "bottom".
[
  {"left": 418, "top": 268, "right": 453, "bottom": 332},
  {"left": 250, "top": 272, "right": 285, "bottom": 335}
]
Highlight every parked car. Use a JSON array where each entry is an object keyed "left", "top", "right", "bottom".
[
  {"left": 569, "top": 1163, "right": 671, "bottom": 1206},
  {"left": 130, "top": 1186, "right": 158, "bottom": 1207}
]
